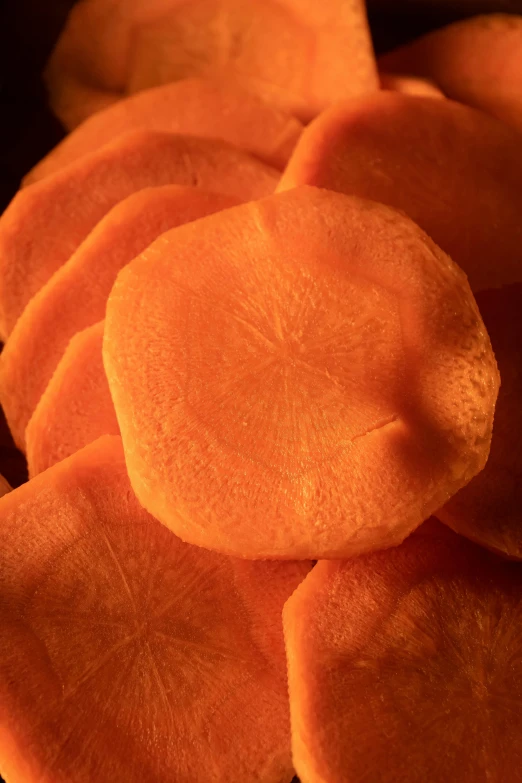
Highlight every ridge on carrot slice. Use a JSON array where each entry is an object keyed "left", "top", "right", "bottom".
[
  {"left": 103, "top": 185, "right": 498, "bottom": 560},
  {"left": 0, "top": 130, "right": 277, "bottom": 341},
  {"left": 0, "top": 435, "right": 311, "bottom": 783},
  {"left": 44, "top": 0, "right": 378, "bottom": 128},
  {"left": 379, "top": 13, "right": 522, "bottom": 134},
  {"left": 284, "top": 521, "right": 522, "bottom": 783},
  {"left": 278, "top": 92, "right": 522, "bottom": 293},
  {"left": 26, "top": 322, "right": 118, "bottom": 477},
  {"left": 437, "top": 284, "right": 522, "bottom": 560},
  {"left": 0, "top": 185, "right": 239, "bottom": 451},
  {"left": 25, "top": 77, "right": 303, "bottom": 185}
]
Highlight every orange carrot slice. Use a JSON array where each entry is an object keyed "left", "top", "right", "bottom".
[
  {"left": 0, "top": 131, "right": 277, "bottom": 339},
  {"left": 25, "top": 77, "right": 303, "bottom": 185},
  {"left": 379, "top": 14, "right": 522, "bottom": 134},
  {"left": 45, "top": 0, "right": 378, "bottom": 127},
  {"left": 0, "top": 186, "right": 238, "bottom": 451},
  {"left": 103, "top": 186, "right": 498, "bottom": 560},
  {"left": 26, "top": 322, "right": 118, "bottom": 476},
  {"left": 284, "top": 521, "right": 522, "bottom": 783},
  {"left": 437, "top": 284, "right": 522, "bottom": 559},
  {"left": 0, "top": 474, "right": 11, "bottom": 497},
  {"left": 379, "top": 72, "right": 444, "bottom": 98},
  {"left": 278, "top": 93, "right": 522, "bottom": 292},
  {"left": 0, "top": 435, "right": 310, "bottom": 782}
]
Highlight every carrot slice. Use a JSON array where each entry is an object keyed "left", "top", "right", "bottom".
[
  {"left": 45, "top": 0, "right": 378, "bottom": 127},
  {"left": 0, "top": 435, "right": 310, "bottom": 782},
  {"left": 26, "top": 322, "right": 118, "bottom": 476},
  {"left": 437, "top": 284, "right": 522, "bottom": 559},
  {"left": 284, "top": 521, "right": 522, "bottom": 783},
  {"left": 379, "top": 14, "right": 522, "bottom": 134},
  {"left": 379, "top": 73, "right": 444, "bottom": 98},
  {"left": 0, "top": 186, "right": 238, "bottom": 451},
  {"left": 25, "top": 77, "right": 303, "bottom": 185},
  {"left": 278, "top": 93, "right": 522, "bottom": 292},
  {"left": 103, "top": 186, "right": 498, "bottom": 560},
  {"left": 0, "top": 474, "right": 11, "bottom": 497},
  {"left": 0, "top": 131, "right": 277, "bottom": 340}
]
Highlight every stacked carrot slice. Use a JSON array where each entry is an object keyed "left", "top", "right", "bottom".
[{"left": 0, "top": 3, "right": 521, "bottom": 781}]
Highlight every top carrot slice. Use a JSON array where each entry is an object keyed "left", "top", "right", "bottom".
[
  {"left": 278, "top": 92, "right": 522, "bottom": 293},
  {"left": 0, "top": 130, "right": 278, "bottom": 339},
  {"left": 45, "top": 0, "right": 378, "bottom": 128},
  {"left": 103, "top": 186, "right": 498, "bottom": 560}
]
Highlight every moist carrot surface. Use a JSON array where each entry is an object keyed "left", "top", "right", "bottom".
[
  {"left": 0, "top": 130, "right": 277, "bottom": 340},
  {"left": 437, "top": 284, "right": 522, "bottom": 559},
  {"left": 0, "top": 186, "right": 239, "bottom": 451},
  {"left": 278, "top": 92, "right": 522, "bottom": 293},
  {"left": 0, "top": 436, "right": 311, "bottom": 783},
  {"left": 379, "top": 72, "right": 444, "bottom": 98},
  {"left": 103, "top": 186, "right": 498, "bottom": 560},
  {"left": 25, "top": 322, "right": 118, "bottom": 477},
  {"left": 284, "top": 522, "right": 522, "bottom": 783}
]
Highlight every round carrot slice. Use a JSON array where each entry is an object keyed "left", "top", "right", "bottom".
[
  {"left": 0, "top": 131, "right": 277, "bottom": 340},
  {"left": 284, "top": 522, "right": 522, "bottom": 783},
  {"left": 103, "top": 186, "right": 498, "bottom": 559},
  {"left": 0, "top": 435, "right": 310, "bottom": 783},
  {"left": 26, "top": 322, "right": 118, "bottom": 476},
  {"left": 278, "top": 92, "right": 522, "bottom": 292},
  {"left": 0, "top": 186, "right": 238, "bottom": 451},
  {"left": 437, "top": 284, "right": 522, "bottom": 559},
  {"left": 25, "top": 77, "right": 303, "bottom": 185}
]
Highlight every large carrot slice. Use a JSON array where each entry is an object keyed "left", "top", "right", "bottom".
[
  {"left": 437, "top": 284, "right": 522, "bottom": 559},
  {"left": 0, "top": 186, "right": 238, "bottom": 451},
  {"left": 278, "top": 93, "right": 522, "bottom": 292},
  {"left": 103, "top": 186, "right": 498, "bottom": 560},
  {"left": 26, "top": 322, "right": 118, "bottom": 476},
  {"left": 0, "top": 435, "right": 310, "bottom": 782},
  {"left": 45, "top": 0, "right": 378, "bottom": 128},
  {"left": 379, "top": 14, "right": 522, "bottom": 134},
  {"left": 25, "top": 77, "right": 303, "bottom": 185},
  {"left": 284, "top": 521, "right": 522, "bottom": 783},
  {"left": 0, "top": 131, "right": 277, "bottom": 339}
]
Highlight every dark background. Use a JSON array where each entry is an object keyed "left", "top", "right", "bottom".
[{"left": 0, "top": 0, "right": 521, "bottom": 780}]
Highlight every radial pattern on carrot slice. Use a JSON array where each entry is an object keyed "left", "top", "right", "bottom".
[
  {"left": 26, "top": 322, "right": 118, "bottom": 477},
  {"left": 379, "top": 13, "right": 522, "bottom": 134},
  {"left": 0, "top": 436, "right": 310, "bottom": 783},
  {"left": 0, "top": 186, "right": 239, "bottom": 452},
  {"left": 278, "top": 93, "right": 522, "bottom": 293},
  {"left": 103, "top": 186, "right": 498, "bottom": 560},
  {"left": 45, "top": 0, "right": 378, "bottom": 128},
  {"left": 25, "top": 77, "right": 303, "bottom": 185},
  {"left": 0, "top": 130, "right": 277, "bottom": 341},
  {"left": 436, "top": 284, "right": 522, "bottom": 559},
  {"left": 284, "top": 522, "right": 522, "bottom": 783}
]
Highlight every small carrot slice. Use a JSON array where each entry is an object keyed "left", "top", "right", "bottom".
[
  {"left": 379, "top": 72, "right": 444, "bottom": 98},
  {"left": 278, "top": 93, "right": 522, "bottom": 292},
  {"left": 26, "top": 322, "right": 118, "bottom": 476},
  {"left": 437, "top": 284, "right": 522, "bottom": 559},
  {"left": 379, "top": 14, "right": 522, "bottom": 134},
  {"left": 25, "top": 77, "right": 303, "bottom": 185},
  {"left": 0, "top": 131, "right": 277, "bottom": 340},
  {"left": 45, "top": 0, "right": 378, "bottom": 127},
  {"left": 103, "top": 186, "right": 498, "bottom": 560},
  {"left": 0, "top": 435, "right": 310, "bottom": 783},
  {"left": 284, "top": 521, "right": 522, "bottom": 783},
  {"left": 0, "top": 186, "right": 238, "bottom": 451}
]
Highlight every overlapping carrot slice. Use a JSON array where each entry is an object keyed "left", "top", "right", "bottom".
[
  {"left": 103, "top": 186, "right": 498, "bottom": 559},
  {"left": 0, "top": 186, "right": 238, "bottom": 450},
  {"left": 379, "top": 13, "right": 522, "bottom": 134},
  {"left": 437, "top": 284, "right": 522, "bottom": 559},
  {"left": 0, "top": 131, "right": 277, "bottom": 340},
  {"left": 278, "top": 93, "right": 522, "bottom": 292},
  {"left": 0, "top": 436, "right": 310, "bottom": 782},
  {"left": 284, "top": 521, "right": 522, "bottom": 783}
]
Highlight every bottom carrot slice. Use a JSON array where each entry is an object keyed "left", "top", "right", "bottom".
[
  {"left": 284, "top": 521, "right": 522, "bottom": 783},
  {"left": 0, "top": 436, "right": 310, "bottom": 783}
]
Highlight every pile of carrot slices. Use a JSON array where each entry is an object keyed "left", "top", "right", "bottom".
[{"left": 0, "top": 2, "right": 521, "bottom": 781}]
